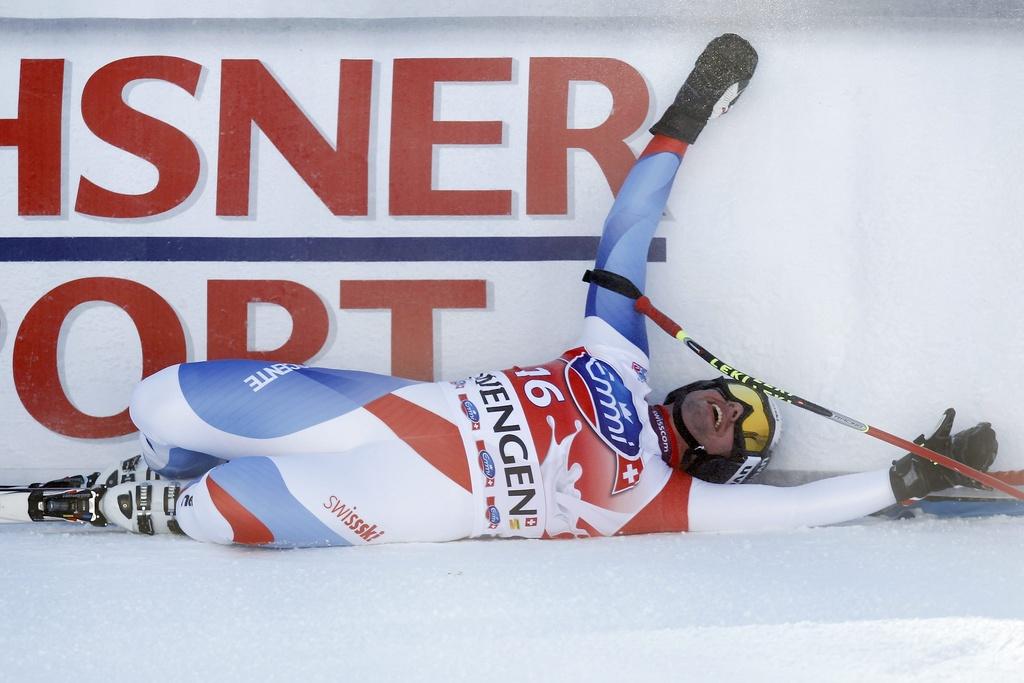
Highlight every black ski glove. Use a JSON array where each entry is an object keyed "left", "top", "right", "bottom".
[{"left": 889, "top": 408, "right": 998, "bottom": 500}]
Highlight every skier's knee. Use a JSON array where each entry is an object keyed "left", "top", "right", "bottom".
[
  {"left": 175, "top": 457, "right": 349, "bottom": 549},
  {"left": 172, "top": 471, "right": 237, "bottom": 545},
  {"left": 128, "top": 364, "right": 184, "bottom": 444},
  {"left": 138, "top": 433, "right": 226, "bottom": 480}
]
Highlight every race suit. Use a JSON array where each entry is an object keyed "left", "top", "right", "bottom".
[{"left": 130, "top": 136, "right": 897, "bottom": 548}]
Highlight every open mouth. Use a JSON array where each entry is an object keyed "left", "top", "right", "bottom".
[{"left": 711, "top": 404, "right": 723, "bottom": 430}]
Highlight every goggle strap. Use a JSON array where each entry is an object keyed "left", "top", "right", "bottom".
[{"left": 721, "top": 455, "right": 764, "bottom": 485}]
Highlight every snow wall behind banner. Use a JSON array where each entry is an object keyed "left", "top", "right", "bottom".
[{"left": 1, "top": 2, "right": 1023, "bottom": 478}]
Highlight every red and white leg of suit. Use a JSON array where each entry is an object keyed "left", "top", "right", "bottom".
[{"left": 132, "top": 363, "right": 475, "bottom": 548}]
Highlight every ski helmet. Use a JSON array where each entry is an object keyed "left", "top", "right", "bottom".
[{"left": 664, "top": 377, "right": 781, "bottom": 484}]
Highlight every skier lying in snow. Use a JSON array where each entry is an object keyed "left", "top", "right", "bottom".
[{"left": 2, "top": 34, "right": 999, "bottom": 548}]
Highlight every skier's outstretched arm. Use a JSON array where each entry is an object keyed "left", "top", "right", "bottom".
[
  {"left": 687, "top": 414, "right": 998, "bottom": 532},
  {"left": 688, "top": 469, "right": 897, "bottom": 531}
]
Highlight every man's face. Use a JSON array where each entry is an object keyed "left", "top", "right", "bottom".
[{"left": 675, "top": 388, "right": 745, "bottom": 456}]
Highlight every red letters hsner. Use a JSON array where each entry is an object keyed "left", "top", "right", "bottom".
[
  {"left": 0, "top": 56, "right": 648, "bottom": 218},
  {"left": 0, "top": 60, "right": 64, "bottom": 215},
  {"left": 216, "top": 59, "right": 373, "bottom": 216},
  {"left": 76, "top": 57, "right": 203, "bottom": 218}
]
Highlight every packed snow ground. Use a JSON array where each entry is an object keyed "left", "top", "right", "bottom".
[{"left": 3, "top": 514, "right": 1023, "bottom": 682}]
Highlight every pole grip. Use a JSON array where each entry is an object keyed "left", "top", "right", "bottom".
[{"left": 635, "top": 297, "right": 681, "bottom": 337}]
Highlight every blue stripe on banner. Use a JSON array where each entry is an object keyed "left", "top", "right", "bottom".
[
  {"left": 0, "top": 236, "right": 666, "bottom": 262},
  {"left": 209, "top": 456, "right": 351, "bottom": 548}
]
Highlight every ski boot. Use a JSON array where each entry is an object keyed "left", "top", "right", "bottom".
[
  {"left": 98, "top": 479, "right": 186, "bottom": 536},
  {"left": 650, "top": 33, "right": 758, "bottom": 144},
  {"left": 1, "top": 477, "right": 186, "bottom": 536}
]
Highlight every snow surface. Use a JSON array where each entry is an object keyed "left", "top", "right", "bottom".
[{"left": 3, "top": 515, "right": 1023, "bottom": 681}]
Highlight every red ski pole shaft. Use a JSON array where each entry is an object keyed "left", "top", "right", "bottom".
[{"left": 992, "top": 470, "right": 1024, "bottom": 485}]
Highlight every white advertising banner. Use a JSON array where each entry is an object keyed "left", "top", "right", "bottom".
[{"left": 1, "top": 4, "right": 1023, "bottom": 477}]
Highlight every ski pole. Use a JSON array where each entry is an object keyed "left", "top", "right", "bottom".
[
  {"left": 583, "top": 268, "right": 1024, "bottom": 501},
  {"left": 0, "top": 485, "right": 91, "bottom": 492},
  {"left": 993, "top": 470, "right": 1024, "bottom": 485}
]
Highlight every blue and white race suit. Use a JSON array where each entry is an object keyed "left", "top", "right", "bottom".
[{"left": 131, "top": 136, "right": 896, "bottom": 548}]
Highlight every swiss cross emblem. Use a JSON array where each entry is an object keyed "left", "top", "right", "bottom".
[{"left": 612, "top": 454, "right": 644, "bottom": 494}]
